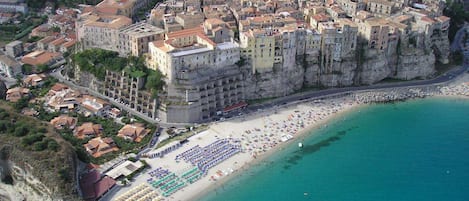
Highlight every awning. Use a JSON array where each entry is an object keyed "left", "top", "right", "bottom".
[{"left": 223, "top": 101, "right": 248, "bottom": 112}]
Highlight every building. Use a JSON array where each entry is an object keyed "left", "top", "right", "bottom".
[
  {"left": 239, "top": 28, "right": 275, "bottom": 73},
  {"left": 366, "top": 0, "right": 395, "bottom": 17},
  {"left": 79, "top": 95, "right": 110, "bottom": 116},
  {"left": 105, "top": 160, "right": 144, "bottom": 179},
  {"left": 117, "top": 123, "right": 150, "bottom": 142},
  {"left": 80, "top": 170, "right": 116, "bottom": 201},
  {"left": 37, "top": 36, "right": 56, "bottom": 51},
  {"left": 74, "top": 122, "right": 103, "bottom": 139},
  {"left": 174, "top": 11, "right": 205, "bottom": 29},
  {"left": 23, "top": 73, "right": 46, "bottom": 87},
  {"left": 0, "top": 0, "right": 28, "bottom": 14},
  {"left": 335, "top": 0, "right": 366, "bottom": 17},
  {"left": 21, "top": 50, "right": 63, "bottom": 67},
  {"left": 76, "top": 11, "right": 132, "bottom": 52},
  {"left": 50, "top": 115, "right": 78, "bottom": 130},
  {"left": 318, "top": 19, "right": 358, "bottom": 72},
  {"left": 93, "top": 0, "right": 150, "bottom": 18},
  {"left": 5, "top": 87, "right": 29, "bottom": 102},
  {"left": 45, "top": 83, "right": 80, "bottom": 112},
  {"left": 107, "top": 108, "right": 121, "bottom": 118},
  {"left": 117, "top": 21, "right": 165, "bottom": 56},
  {"left": 148, "top": 24, "right": 245, "bottom": 122},
  {"left": 0, "top": 54, "right": 21, "bottom": 78},
  {"left": 84, "top": 137, "right": 119, "bottom": 158},
  {"left": 358, "top": 17, "right": 390, "bottom": 51},
  {"left": 5, "top": 40, "right": 23, "bottom": 58}
]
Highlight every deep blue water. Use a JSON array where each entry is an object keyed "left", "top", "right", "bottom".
[{"left": 200, "top": 98, "right": 469, "bottom": 201}]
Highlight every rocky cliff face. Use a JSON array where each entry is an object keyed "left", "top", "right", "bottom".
[
  {"left": 0, "top": 105, "right": 80, "bottom": 201},
  {"left": 244, "top": 39, "right": 445, "bottom": 99},
  {"left": 0, "top": 142, "right": 80, "bottom": 201}
]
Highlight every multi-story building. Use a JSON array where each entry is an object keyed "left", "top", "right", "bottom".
[
  {"left": 0, "top": 0, "right": 28, "bottom": 14},
  {"left": 174, "top": 11, "right": 205, "bottom": 29},
  {"left": 358, "top": 17, "right": 390, "bottom": 51},
  {"left": 366, "top": 0, "right": 395, "bottom": 17},
  {"left": 5, "top": 40, "right": 23, "bottom": 58},
  {"left": 334, "top": 0, "right": 366, "bottom": 17},
  {"left": 118, "top": 21, "right": 165, "bottom": 56},
  {"left": 318, "top": 19, "right": 358, "bottom": 71},
  {"left": 76, "top": 11, "right": 132, "bottom": 52},
  {"left": 94, "top": 0, "right": 136, "bottom": 18},
  {"left": 0, "top": 54, "right": 21, "bottom": 78},
  {"left": 148, "top": 23, "right": 244, "bottom": 122},
  {"left": 240, "top": 28, "right": 275, "bottom": 73}
]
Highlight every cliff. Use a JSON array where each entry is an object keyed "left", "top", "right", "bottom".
[
  {"left": 244, "top": 35, "right": 447, "bottom": 98},
  {"left": 0, "top": 104, "right": 80, "bottom": 201}
]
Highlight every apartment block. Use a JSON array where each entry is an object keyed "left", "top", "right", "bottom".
[
  {"left": 334, "top": 0, "right": 366, "bottom": 17},
  {"left": 147, "top": 21, "right": 244, "bottom": 122},
  {"left": 76, "top": 11, "right": 132, "bottom": 52},
  {"left": 366, "top": 0, "right": 395, "bottom": 17},
  {"left": 118, "top": 22, "right": 165, "bottom": 56},
  {"left": 240, "top": 28, "right": 275, "bottom": 73},
  {"left": 0, "top": 0, "right": 27, "bottom": 13},
  {"left": 358, "top": 17, "right": 390, "bottom": 51},
  {"left": 5, "top": 40, "right": 23, "bottom": 58},
  {"left": 318, "top": 19, "right": 358, "bottom": 71}
]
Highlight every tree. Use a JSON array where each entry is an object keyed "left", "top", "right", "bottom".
[
  {"left": 13, "top": 97, "right": 29, "bottom": 112},
  {"left": 22, "top": 64, "right": 33, "bottom": 74},
  {"left": 14, "top": 125, "right": 29, "bottom": 137},
  {"left": 37, "top": 64, "right": 49, "bottom": 72},
  {"left": 51, "top": 26, "right": 61, "bottom": 33}
]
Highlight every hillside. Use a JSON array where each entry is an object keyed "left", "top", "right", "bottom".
[{"left": 0, "top": 102, "right": 80, "bottom": 201}]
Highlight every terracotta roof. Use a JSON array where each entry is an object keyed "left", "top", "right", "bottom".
[
  {"left": 80, "top": 170, "right": 116, "bottom": 201},
  {"left": 6, "top": 87, "right": 30, "bottom": 102},
  {"left": 117, "top": 123, "right": 150, "bottom": 142},
  {"left": 21, "top": 51, "right": 61, "bottom": 66},
  {"left": 74, "top": 122, "right": 103, "bottom": 139},
  {"left": 23, "top": 74, "right": 46, "bottom": 86},
  {"left": 50, "top": 115, "right": 77, "bottom": 130},
  {"left": 84, "top": 137, "right": 119, "bottom": 158},
  {"left": 50, "top": 83, "right": 69, "bottom": 92}
]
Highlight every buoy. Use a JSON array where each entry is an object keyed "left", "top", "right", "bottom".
[{"left": 298, "top": 142, "right": 303, "bottom": 148}]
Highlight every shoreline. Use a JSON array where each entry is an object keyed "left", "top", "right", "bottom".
[
  {"left": 189, "top": 103, "right": 365, "bottom": 201},
  {"left": 109, "top": 75, "right": 469, "bottom": 201}
]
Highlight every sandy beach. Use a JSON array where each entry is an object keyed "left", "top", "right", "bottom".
[{"left": 110, "top": 74, "right": 469, "bottom": 201}]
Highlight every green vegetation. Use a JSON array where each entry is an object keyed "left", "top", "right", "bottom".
[
  {"left": 72, "top": 49, "right": 126, "bottom": 80},
  {"left": 22, "top": 64, "right": 34, "bottom": 74},
  {"left": 27, "top": 36, "right": 43, "bottom": 43},
  {"left": 444, "top": 0, "right": 469, "bottom": 43},
  {"left": 72, "top": 48, "right": 165, "bottom": 94},
  {"left": 0, "top": 102, "right": 79, "bottom": 199},
  {"left": 156, "top": 125, "right": 208, "bottom": 149},
  {"left": 30, "top": 77, "right": 59, "bottom": 97},
  {"left": 0, "top": 14, "right": 47, "bottom": 43},
  {"left": 54, "top": 112, "right": 156, "bottom": 164},
  {"left": 125, "top": 160, "right": 149, "bottom": 180},
  {"left": 0, "top": 104, "right": 60, "bottom": 153}
]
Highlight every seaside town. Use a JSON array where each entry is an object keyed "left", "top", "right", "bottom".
[{"left": 0, "top": 0, "right": 469, "bottom": 200}]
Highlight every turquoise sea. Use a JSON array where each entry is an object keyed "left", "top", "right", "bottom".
[{"left": 200, "top": 98, "right": 469, "bottom": 201}]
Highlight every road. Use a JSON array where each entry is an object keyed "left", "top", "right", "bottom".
[
  {"left": 49, "top": 68, "right": 160, "bottom": 124},
  {"left": 50, "top": 40, "right": 469, "bottom": 128},
  {"left": 246, "top": 63, "right": 469, "bottom": 114}
]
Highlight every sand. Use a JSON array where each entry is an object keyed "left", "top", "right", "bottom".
[{"left": 109, "top": 74, "right": 469, "bottom": 201}]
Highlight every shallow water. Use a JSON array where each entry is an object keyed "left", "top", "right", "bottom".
[{"left": 200, "top": 98, "right": 469, "bottom": 201}]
